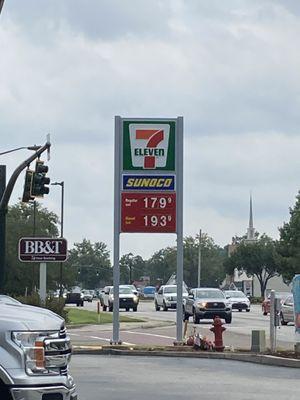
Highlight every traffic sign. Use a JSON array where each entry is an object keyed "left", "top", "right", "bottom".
[
  {"left": 114, "top": 116, "right": 183, "bottom": 344},
  {"left": 123, "top": 121, "right": 176, "bottom": 171},
  {"left": 19, "top": 237, "right": 68, "bottom": 262},
  {"left": 121, "top": 192, "right": 176, "bottom": 233}
]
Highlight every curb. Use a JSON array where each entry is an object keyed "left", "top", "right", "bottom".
[
  {"left": 67, "top": 319, "right": 174, "bottom": 331},
  {"left": 72, "top": 347, "right": 300, "bottom": 369}
]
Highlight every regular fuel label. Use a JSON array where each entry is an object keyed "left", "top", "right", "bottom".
[{"left": 121, "top": 192, "right": 176, "bottom": 233}]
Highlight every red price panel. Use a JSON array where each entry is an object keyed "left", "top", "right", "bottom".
[{"left": 121, "top": 192, "right": 176, "bottom": 233}]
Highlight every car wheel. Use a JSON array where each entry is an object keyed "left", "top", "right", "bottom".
[
  {"left": 263, "top": 311, "right": 268, "bottom": 316},
  {"left": 193, "top": 309, "right": 200, "bottom": 324},
  {"left": 103, "top": 305, "right": 107, "bottom": 311},
  {"left": 280, "top": 312, "right": 287, "bottom": 325},
  {"left": 155, "top": 301, "right": 160, "bottom": 311},
  {"left": 246, "top": 308, "right": 250, "bottom": 312},
  {"left": 76, "top": 303, "right": 79, "bottom": 307},
  {"left": 133, "top": 306, "right": 137, "bottom": 312},
  {"left": 125, "top": 307, "right": 129, "bottom": 312},
  {"left": 81, "top": 301, "right": 84, "bottom": 307},
  {"left": 238, "top": 309, "right": 242, "bottom": 312},
  {"left": 109, "top": 303, "right": 113, "bottom": 312},
  {"left": 163, "top": 301, "right": 168, "bottom": 311},
  {"left": 225, "top": 314, "right": 232, "bottom": 324}
]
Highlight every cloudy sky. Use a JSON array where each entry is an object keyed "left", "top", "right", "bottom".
[{"left": 1, "top": 0, "right": 300, "bottom": 260}]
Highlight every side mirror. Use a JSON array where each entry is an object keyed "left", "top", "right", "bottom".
[
  {"left": 188, "top": 293, "right": 194, "bottom": 299},
  {"left": 226, "top": 295, "right": 231, "bottom": 299}
]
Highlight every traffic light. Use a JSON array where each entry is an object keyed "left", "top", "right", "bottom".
[
  {"left": 31, "top": 160, "right": 50, "bottom": 197},
  {"left": 22, "top": 169, "right": 34, "bottom": 203}
]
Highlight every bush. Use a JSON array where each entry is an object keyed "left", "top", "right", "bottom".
[
  {"left": 249, "top": 296, "right": 263, "bottom": 304},
  {"left": 16, "top": 292, "right": 69, "bottom": 322}
]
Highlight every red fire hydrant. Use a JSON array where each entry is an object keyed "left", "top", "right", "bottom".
[{"left": 210, "top": 316, "right": 226, "bottom": 352}]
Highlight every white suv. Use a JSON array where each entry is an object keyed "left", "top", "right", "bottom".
[{"left": 155, "top": 285, "right": 188, "bottom": 311}]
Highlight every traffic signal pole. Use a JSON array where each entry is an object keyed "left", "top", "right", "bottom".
[{"left": 0, "top": 140, "right": 51, "bottom": 291}]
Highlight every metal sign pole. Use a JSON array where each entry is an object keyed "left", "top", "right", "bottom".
[
  {"left": 270, "top": 290, "right": 276, "bottom": 352},
  {"left": 197, "top": 229, "right": 202, "bottom": 288},
  {"left": 113, "top": 116, "right": 121, "bottom": 344},
  {"left": 176, "top": 116, "right": 184, "bottom": 342},
  {"left": 39, "top": 262, "right": 47, "bottom": 304}
]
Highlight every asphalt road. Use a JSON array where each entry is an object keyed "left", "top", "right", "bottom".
[
  {"left": 68, "top": 301, "right": 296, "bottom": 349},
  {"left": 71, "top": 354, "right": 300, "bottom": 400}
]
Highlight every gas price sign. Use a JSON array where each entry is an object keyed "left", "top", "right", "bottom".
[{"left": 121, "top": 192, "right": 176, "bottom": 233}]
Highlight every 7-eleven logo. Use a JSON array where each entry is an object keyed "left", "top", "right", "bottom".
[{"left": 129, "top": 124, "right": 170, "bottom": 169}]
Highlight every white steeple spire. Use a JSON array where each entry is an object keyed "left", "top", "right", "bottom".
[{"left": 246, "top": 192, "right": 256, "bottom": 242}]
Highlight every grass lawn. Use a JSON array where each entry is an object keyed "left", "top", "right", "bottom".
[{"left": 67, "top": 308, "right": 144, "bottom": 325}]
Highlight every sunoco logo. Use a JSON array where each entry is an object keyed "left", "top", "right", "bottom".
[{"left": 129, "top": 124, "right": 170, "bottom": 169}]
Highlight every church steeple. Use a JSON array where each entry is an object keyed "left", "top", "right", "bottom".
[{"left": 246, "top": 193, "right": 256, "bottom": 242}]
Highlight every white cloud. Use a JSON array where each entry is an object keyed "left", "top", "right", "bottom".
[{"left": 1, "top": 0, "right": 300, "bottom": 260}]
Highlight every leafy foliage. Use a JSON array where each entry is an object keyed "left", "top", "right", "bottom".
[
  {"left": 146, "top": 233, "right": 226, "bottom": 288},
  {"left": 224, "top": 234, "right": 278, "bottom": 296},
  {"left": 120, "top": 253, "right": 146, "bottom": 284},
  {"left": 277, "top": 191, "right": 300, "bottom": 282},
  {"left": 16, "top": 292, "right": 68, "bottom": 321},
  {"left": 67, "top": 239, "right": 111, "bottom": 289},
  {"left": 5, "top": 201, "right": 59, "bottom": 295}
]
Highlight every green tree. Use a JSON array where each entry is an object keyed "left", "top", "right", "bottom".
[
  {"left": 146, "top": 247, "right": 176, "bottom": 285},
  {"left": 277, "top": 191, "right": 300, "bottom": 282},
  {"left": 184, "top": 234, "right": 226, "bottom": 288},
  {"left": 224, "top": 234, "right": 278, "bottom": 297},
  {"left": 146, "top": 233, "right": 226, "bottom": 288},
  {"left": 5, "top": 201, "right": 59, "bottom": 295},
  {"left": 67, "top": 239, "right": 111, "bottom": 289},
  {"left": 120, "top": 253, "right": 146, "bottom": 284}
]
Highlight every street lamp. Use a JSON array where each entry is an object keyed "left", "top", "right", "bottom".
[{"left": 51, "top": 181, "right": 64, "bottom": 296}]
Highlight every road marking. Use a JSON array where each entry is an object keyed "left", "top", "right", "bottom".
[
  {"left": 123, "top": 331, "right": 176, "bottom": 340},
  {"left": 89, "top": 336, "right": 135, "bottom": 346}
]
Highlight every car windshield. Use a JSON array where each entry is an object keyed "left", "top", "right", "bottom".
[
  {"left": 226, "top": 291, "right": 246, "bottom": 298},
  {"left": 164, "top": 286, "right": 188, "bottom": 294},
  {"left": 195, "top": 290, "right": 225, "bottom": 299},
  {"left": 119, "top": 287, "right": 133, "bottom": 294}
]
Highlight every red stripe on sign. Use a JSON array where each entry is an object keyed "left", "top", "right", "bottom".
[
  {"left": 144, "top": 156, "right": 155, "bottom": 169},
  {"left": 136, "top": 130, "right": 157, "bottom": 140},
  {"left": 147, "top": 130, "right": 164, "bottom": 148}
]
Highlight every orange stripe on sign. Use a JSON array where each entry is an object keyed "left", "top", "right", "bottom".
[{"left": 136, "top": 130, "right": 158, "bottom": 140}]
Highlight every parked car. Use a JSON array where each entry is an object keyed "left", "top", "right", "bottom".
[
  {"left": 155, "top": 285, "right": 188, "bottom": 311},
  {"left": 81, "top": 289, "right": 93, "bottom": 302},
  {"left": 224, "top": 290, "right": 250, "bottom": 312},
  {"left": 102, "top": 285, "right": 139, "bottom": 311},
  {"left": 0, "top": 295, "right": 77, "bottom": 399},
  {"left": 262, "top": 292, "right": 290, "bottom": 315},
  {"left": 183, "top": 288, "right": 232, "bottom": 324},
  {"left": 143, "top": 286, "right": 156, "bottom": 299},
  {"left": 280, "top": 295, "right": 294, "bottom": 325}
]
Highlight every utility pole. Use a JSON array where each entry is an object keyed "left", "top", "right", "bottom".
[
  {"left": 51, "top": 181, "right": 64, "bottom": 296},
  {"left": 197, "top": 229, "right": 202, "bottom": 288},
  {"left": 0, "top": 138, "right": 51, "bottom": 291}
]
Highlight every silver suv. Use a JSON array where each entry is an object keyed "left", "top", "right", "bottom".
[
  {"left": 183, "top": 288, "right": 232, "bottom": 324},
  {"left": 0, "top": 295, "right": 77, "bottom": 400},
  {"left": 155, "top": 285, "right": 188, "bottom": 311}
]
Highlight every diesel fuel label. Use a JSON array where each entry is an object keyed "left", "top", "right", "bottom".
[{"left": 123, "top": 175, "right": 175, "bottom": 191}]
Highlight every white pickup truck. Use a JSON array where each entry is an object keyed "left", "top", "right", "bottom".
[
  {"left": 0, "top": 295, "right": 77, "bottom": 400},
  {"left": 155, "top": 285, "right": 188, "bottom": 311}
]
